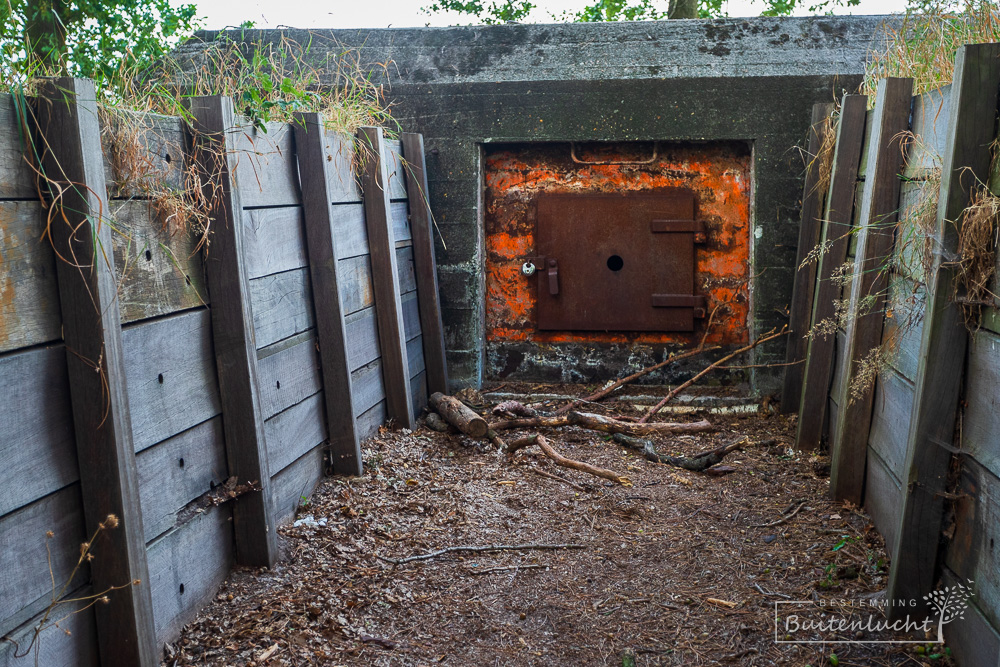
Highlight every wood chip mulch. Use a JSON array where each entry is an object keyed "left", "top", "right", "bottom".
[{"left": 162, "top": 396, "right": 945, "bottom": 667}]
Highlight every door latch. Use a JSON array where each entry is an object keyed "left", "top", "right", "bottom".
[{"left": 547, "top": 258, "right": 559, "bottom": 296}]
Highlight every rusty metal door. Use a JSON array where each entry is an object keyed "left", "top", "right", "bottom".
[{"left": 534, "top": 191, "right": 705, "bottom": 332}]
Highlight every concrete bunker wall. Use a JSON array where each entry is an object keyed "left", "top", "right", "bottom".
[{"left": 187, "top": 15, "right": 891, "bottom": 393}]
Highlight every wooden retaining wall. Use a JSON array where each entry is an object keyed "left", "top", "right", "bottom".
[
  {"left": 785, "top": 44, "right": 1000, "bottom": 665},
  {"left": 0, "top": 79, "right": 446, "bottom": 666}
]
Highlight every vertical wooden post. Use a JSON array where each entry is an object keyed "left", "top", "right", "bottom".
[
  {"left": 400, "top": 132, "right": 450, "bottom": 396},
  {"left": 887, "top": 44, "right": 1000, "bottom": 619},
  {"left": 781, "top": 102, "right": 835, "bottom": 413},
  {"left": 358, "top": 126, "right": 415, "bottom": 429},
  {"left": 36, "top": 77, "right": 157, "bottom": 666},
  {"left": 292, "top": 113, "right": 362, "bottom": 475},
  {"left": 828, "top": 78, "right": 913, "bottom": 504},
  {"left": 795, "top": 94, "right": 869, "bottom": 450},
  {"left": 186, "top": 96, "right": 277, "bottom": 566}
]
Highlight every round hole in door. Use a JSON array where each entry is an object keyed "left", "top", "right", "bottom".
[
  {"left": 179, "top": 583, "right": 185, "bottom": 595},
  {"left": 178, "top": 457, "right": 185, "bottom": 468},
  {"left": 606, "top": 255, "right": 624, "bottom": 272}
]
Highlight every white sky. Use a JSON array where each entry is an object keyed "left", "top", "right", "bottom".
[{"left": 192, "top": 0, "right": 909, "bottom": 30}]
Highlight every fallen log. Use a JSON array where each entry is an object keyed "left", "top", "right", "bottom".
[
  {"left": 430, "top": 392, "right": 489, "bottom": 437},
  {"left": 489, "top": 412, "right": 713, "bottom": 436},
  {"left": 611, "top": 434, "right": 748, "bottom": 472},
  {"left": 507, "top": 434, "right": 628, "bottom": 485}
]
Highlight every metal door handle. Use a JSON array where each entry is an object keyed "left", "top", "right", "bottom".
[{"left": 547, "top": 259, "right": 559, "bottom": 296}]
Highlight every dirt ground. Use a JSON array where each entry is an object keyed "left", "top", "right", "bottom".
[{"left": 163, "top": 388, "right": 945, "bottom": 667}]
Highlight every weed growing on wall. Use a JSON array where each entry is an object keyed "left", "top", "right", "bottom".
[{"left": 864, "top": 1, "right": 1000, "bottom": 97}]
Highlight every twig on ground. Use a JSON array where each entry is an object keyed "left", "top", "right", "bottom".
[
  {"left": 467, "top": 564, "right": 549, "bottom": 575},
  {"left": 639, "top": 327, "right": 789, "bottom": 423},
  {"left": 507, "top": 434, "right": 629, "bottom": 485},
  {"left": 527, "top": 466, "right": 588, "bottom": 492},
  {"left": 753, "top": 583, "right": 792, "bottom": 599},
  {"left": 375, "top": 543, "right": 586, "bottom": 565},
  {"left": 749, "top": 500, "right": 808, "bottom": 528}
]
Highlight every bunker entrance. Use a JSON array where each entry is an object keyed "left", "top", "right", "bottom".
[{"left": 484, "top": 141, "right": 753, "bottom": 383}]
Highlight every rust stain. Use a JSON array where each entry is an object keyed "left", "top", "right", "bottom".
[{"left": 484, "top": 142, "right": 751, "bottom": 346}]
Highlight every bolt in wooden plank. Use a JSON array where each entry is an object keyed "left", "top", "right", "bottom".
[
  {"left": 358, "top": 126, "right": 415, "bottom": 429},
  {"left": 401, "top": 132, "right": 450, "bottom": 396},
  {"left": 888, "top": 44, "right": 1000, "bottom": 620},
  {"left": 781, "top": 102, "right": 835, "bottom": 413},
  {"left": 829, "top": 78, "right": 913, "bottom": 504},
  {"left": 795, "top": 94, "right": 869, "bottom": 451},
  {"left": 292, "top": 112, "right": 362, "bottom": 475},
  {"left": 35, "top": 77, "right": 157, "bottom": 667},
  {"left": 185, "top": 95, "right": 277, "bottom": 567}
]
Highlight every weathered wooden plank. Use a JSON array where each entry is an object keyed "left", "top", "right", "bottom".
[
  {"left": 323, "top": 132, "right": 361, "bottom": 204},
  {"left": 249, "top": 267, "right": 316, "bottom": 350},
  {"left": 338, "top": 254, "right": 375, "bottom": 315},
  {"left": 401, "top": 133, "right": 449, "bottom": 395},
  {"left": 101, "top": 110, "right": 185, "bottom": 198},
  {"left": 359, "top": 126, "right": 414, "bottom": 428},
  {"left": 294, "top": 111, "right": 362, "bottom": 476},
  {"left": 356, "top": 400, "right": 387, "bottom": 441},
  {"left": 882, "top": 275, "right": 926, "bottom": 383},
  {"left": 122, "top": 309, "right": 221, "bottom": 452},
  {"left": 829, "top": 77, "right": 912, "bottom": 505},
  {"left": 866, "top": 369, "right": 914, "bottom": 480},
  {"left": 146, "top": 506, "right": 234, "bottom": 645},
  {"left": 888, "top": 44, "right": 1000, "bottom": 620},
  {"left": 0, "top": 345, "right": 77, "bottom": 517},
  {"left": 0, "top": 201, "right": 62, "bottom": 351},
  {"left": 402, "top": 291, "right": 421, "bottom": 342},
  {"left": 257, "top": 333, "right": 322, "bottom": 420},
  {"left": 111, "top": 200, "right": 208, "bottom": 323},
  {"left": 864, "top": 447, "right": 901, "bottom": 561},
  {"left": 410, "top": 370, "right": 428, "bottom": 422},
  {"left": 187, "top": 95, "right": 277, "bottom": 567},
  {"left": 894, "top": 181, "right": 934, "bottom": 284},
  {"left": 264, "top": 391, "right": 328, "bottom": 476},
  {"left": 352, "top": 358, "right": 386, "bottom": 418},
  {"left": 0, "top": 484, "right": 88, "bottom": 638},
  {"left": 385, "top": 138, "right": 408, "bottom": 202},
  {"left": 136, "top": 417, "right": 228, "bottom": 543},
  {"left": 856, "top": 109, "right": 876, "bottom": 180},
  {"left": 796, "top": 94, "right": 868, "bottom": 451},
  {"left": 781, "top": 102, "right": 835, "bottom": 414},
  {"left": 331, "top": 203, "right": 368, "bottom": 259},
  {"left": 345, "top": 306, "right": 381, "bottom": 372},
  {"left": 827, "top": 395, "right": 840, "bottom": 451},
  {"left": 397, "top": 245, "right": 417, "bottom": 293},
  {"left": 963, "top": 330, "right": 1000, "bottom": 480},
  {"left": 270, "top": 446, "right": 325, "bottom": 527},
  {"left": 940, "top": 568, "right": 1000, "bottom": 667},
  {"left": 0, "top": 588, "right": 98, "bottom": 667},
  {"left": 232, "top": 121, "right": 300, "bottom": 208},
  {"left": 390, "top": 200, "right": 411, "bottom": 244},
  {"left": 904, "top": 84, "right": 952, "bottom": 181},
  {"left": 408, "top": 334, "right": 426, "bottom": 379},
  {"left": 0, "top": 94, "right": 35, "bottom": 199},
  {"left": 828, "top": 329, "right": 846, "bottom": 402},
  {"left": 944, "top": 459, "right": 1000, "bottom": 632},
  {"left": 38, "top": 77, "right": 157, "bottom": 665},
  {"left": 242, "top": 206, "right": 307, "bottom": 279}
]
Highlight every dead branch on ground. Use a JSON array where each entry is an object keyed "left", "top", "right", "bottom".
[
  {"left": 508, "top": 434, "right": 629, "bottom": 485},
  {"left": 639, "top": 327, "right": 789, "bottom": 423},
  {"left": 490, "top": 411, "right": 713, "bottom": 436},
  {"left": 376, "top": 542, "right": 586, "bottom": 565},
  {"left": 612, "top": 434, "right": 748, "bottom": 472}
]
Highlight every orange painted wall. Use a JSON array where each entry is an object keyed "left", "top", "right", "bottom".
[{"left": 484, "top": 142, "right": 752, "bottom": 347}]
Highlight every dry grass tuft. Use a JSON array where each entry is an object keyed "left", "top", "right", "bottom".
[
  {"left": 864, "top": 2, "right": 1000, "bottom": 98},
  {"left": 954, "top": 186, "right": 1000, "bottom": 329}
]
